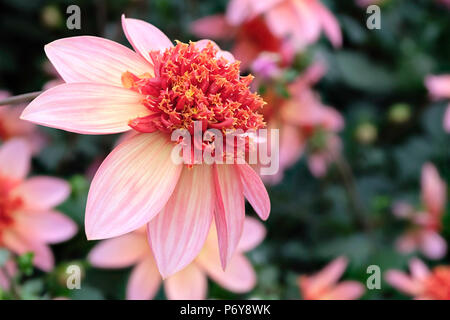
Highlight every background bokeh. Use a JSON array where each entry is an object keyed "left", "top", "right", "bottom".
[{"left": 0, "top": 0, "right": 449, "bottom": 300}]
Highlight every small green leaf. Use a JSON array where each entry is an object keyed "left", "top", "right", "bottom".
[{"left": 17, "top": 252, "right": 34, "bottom": 276}]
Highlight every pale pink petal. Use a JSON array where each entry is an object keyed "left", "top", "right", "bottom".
[
  {"left": 323, "top": 281, "right": 365, "bottom": 300},
  {"left": 45, "top": 36, "right": 153, "bottom": 86},
  {"left": 0, "top": 138, "right": 31, "bottom": 181},
  {"left": 15, "top": 210, "right": 77, "bottom": 244},
  {"left": 190, "top": 15, "right": 234, "bottom": 39},
  {"left": 419, "top": 230, "right": 447, "bottom": 260},
  {"left": 409, "top": 258, "right": 430, "bottom": 282},
  {"left": 121, "top": 15, "right": 173, "bottom": 63},
  {"left": 395, "top": 232, "right": 418, "bottom": 254},
  {"left": 86, "top": 133, "right": 182, "bottom": 240},
  {"left": 148, "top": 165, "right": 214, "bottom": 278},
  {"left": 279, "top": 123, "right": 305, "bottom": 170},
  {"left": 444, "top": 105, "right": 450, "bottom": 132},
  {"left": 21, "top": 83, "right": 149, "bottom": 134},
  {"left": 197, "top": 248, "right": 256, "bottom": 293},
  {"left": 2, "top": 230, "right": 54, "bottom": 271},
  {"left": 421, "top": 162, "right": 446, "bottom": 216},
  {"left": 385, "top": 270, "right": 422, "bottom": 296},
  {"left": 308, "top": 257, "right": 348, "bottom": 293},
  {"left": 290, "top": 1, "right": 322, "bottom": 46},
  {"left": 265, "top": 3, "right": 306, "bottom": 48},
  {"left": 226, "top": 0, "right": 253, "bottom": 25},
  {"left": 425, "top": 75, "right": 450, "bottom": 99},
  {"left": 13, "top": 177, "right": 70, "bottom": 210},
  {"left": 0, "top": 261, "right": 16, "bottom": 290},
  {"left": 164, "top": 263, "right": 207, "bottom": 300},
  {"left": 312, "top": 0, "right": 342, "bottom": 48},
  {"left": 236, "top": 164, "right": 270, "bottom": 220},
  {"left": 251, "top": 0, "right": 284, "bottom": 16},
  {"left": 308, "top": 153, "right": 328, "bottom": 177},
  {"left": 88, "top": 233, "right": 149, "bottom": 268},
  {"left": 213, "top": 164, "right": 245, "bottom": 269},
  {"left": 322, "top": 107, "right": 345, "bottom": 132},
  {"left": 237, "top": 217, "right": 266, "bottom": 252},
  {"left": 126, "top": 255, "right": 161, "bottom": 300}
]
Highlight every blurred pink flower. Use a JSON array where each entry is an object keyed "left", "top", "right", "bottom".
[
  {"left": 0, "top": 91, "right": 46, "bottom": 154},
  {"left": 425, "top": 75, "right": 450, "bottom": 132},
  {"left": 21, "top": 16, "right": 270, "bottom": 278},
  {"left": 191, "top": 15, "right": 294, "bottom": 70},
  {"left": 89, "top": 217, "right": 265, "bottom": 300},
  {"left": 298, "top": 256, "right": 365, "bottom": 300},
  {"left": 0, "top": 139, "right": 76, "bottom": 273},
  {"left": 385, "top": 258, "right": 450, "bottom": 299},
  {"left": 191, "top": 0, "right": 341, "bottom": 68},
  {"left": 226, "top": 0, "right": 342, "bottom": 50},
  {"left": 394, "top": 163, "right": 447, "bottom": 259},
  {"left": 259, "top": 63, "right": 344, "bottom": 183}
]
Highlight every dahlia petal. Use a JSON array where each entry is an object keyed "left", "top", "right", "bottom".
[
  {"left": 421, "top": 163, "right": 446, "bottom": 216},
  {"left": 395, "top": 232, "right": 418, "bottom": 254},
  {"left": 309, "top": 257, "right": 348, "bottom": 293},
  {"left": 126, "top": 256, "right": 161, "bottom": 300},
  {"left": 385, "top": 270, "right": 422, "bottom": 296},
  {"left": 0, "top": 138, "right": 31, "bottom": 181},
  {"left": 444, "top": 104, "right": 450, "bottom": 133},
  {"left": 45, "top": 36, "right": 153, "bottom": 86},
  {"left": 237, "top": 217, "right": 266, "bottom": 252},
  {"left": 121, "top": 15, "right": 173, "bottom": 63},
  {"left": 213, "top": 164, "right": 245, "bottom": 269},
  {"left": 16, "top": 210, "right": 77, "bottom": 244},
  {"left": 226, "top": 0, "right": 252, "bottom": 25},
  {"left": 236, "top": 164, "right": 270, "bottom": 221},
  {"left": 197, "top": 248, "right": 256, "bottom": 293},
  {"left": 324, "top": 281, "right": 365, "bottom": 300},
  {"left": 425, "top": 75, "right": 450, "bottom": 99},
  {"left": 13, "top": 177, "right": 70, "bottom": 210},
  {"left": 409, "top": 258, "right": 430, "bottom": 282},
  {"left": 0, "top": 261, "right": 16, "bottom": 290},
  {"left": 21, "top": 83, "right": 148, "bottom": 134},
  {"left": 419, "top": 230, "right": 447, "bottom": 260},
  {"left": 190, "top": 15, "right": 233, "bottom": 39},
  {"left": 2, "top": 230, "right": 54, "bottom": 271},
  {"left": 164, "top": 264, "right": 207, "bottom": 300},
  {"left": 88, "top": 233, "right": 149, "bottom": 268},
  {"left": 313, "top": 1, "right": 342, "bottom": 47},
  {"left": 148, "top": 165, "right": 214, "bottom": 278},
  {"left": 85, "top": 133, "right": 182, "bottom": 240}
]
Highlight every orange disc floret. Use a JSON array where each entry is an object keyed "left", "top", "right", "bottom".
[
  {"left": 122, "top": 41, "right": 266, "bottom": 135},
  {"left": 423, "top": 266, "right": 450, "bottom": 300}
]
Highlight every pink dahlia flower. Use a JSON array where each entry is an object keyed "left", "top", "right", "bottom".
[
  {"left": 0, "top": 139, "right": 76, "bottom": 274},
  {"left": 89, "top": 217, "right": 265, "bottom": 300},
  {"left": 298, "top": 256, "right": 365, "bottom": 300},
  {"left": 385, "top": 258, "right": 450, "bottom": 299},
  {"left": 191, "top": 0, "right": 341, "bottom": 68},
  {"left": 394, "top": 163, "right": 447, "bottom": 260},
  {"left": 0, "top": 91, "right": 46, "bottom": 154},
  {"left": 258, "top": 62, "right": 344, "bottom": 183},
  {"left": 425, "top": 75, "right": 450, "bottom": 133},
  {"left": 21, "top": 16, "right": 270, "bottom": 278}
]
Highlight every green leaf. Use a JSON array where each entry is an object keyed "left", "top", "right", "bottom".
[{"left": 17, "top": 252, "right": 34, "bottom": 276}]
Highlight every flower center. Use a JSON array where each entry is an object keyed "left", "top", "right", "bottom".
[
  {"left": 423, "top": 266, "right": 450, "bottom": 299},
  {"left": 0, "top": 177, "right": 22, "bottom": 238},
  {"left": 122, "top": 41, "right": 265, "bottom": 136}
]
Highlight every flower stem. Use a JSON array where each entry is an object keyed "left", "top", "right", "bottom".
[
  {"left": 334, "top": 154, "right": 371, "bottom": 231},
  {"left": 0, "top": 91, "right": 42, "bottom": 106}
]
